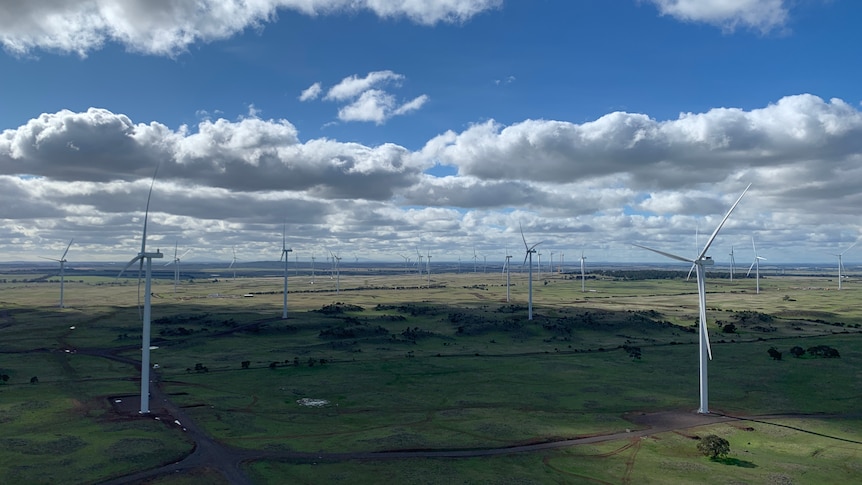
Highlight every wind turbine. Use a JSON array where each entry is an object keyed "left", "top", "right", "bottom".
[
  {"left": 633, "top": 184, "right": 750, "bottom": 414},
  {"left": 280, "top": 222, "right": 293, "bottom": 319},
  {"left": 520, "top": 223, "right": 541, "bottom": 320},
  {"left": 426, "top": 250, "right": 432, "bottom": 287},
  {"left": 579, "top": 251, "right": 587, "bottom": 292},
  {"left": 41, "top": 239, "right": 73, "bottom": 308},
  {"left": 416, "top": 249, "right": 424, "bottom": 276},
  {"left": 310, "top": 252, "right": 316, "bottom": 284},
  {"left": 472, "top": 248, "right": 478, "bottom": 273},
  {"left": 747, "top": 236, "right": 766, "bottom": 294},
  {"left": 503, "top": 250, "right": 513, "bottom": 303},
  {"left": 164, "top": 242, "right": 191, "bottom": 294},
  {"left": 330, "top": 250, "right": 341, "bottom": 292},
  {"left": 728, "top": 246, "right": 735, "bottom": 282},
  {"left": 834, "top": 240, "right": 859, "bottom": 290},
  {"left": 118, "top": 165, "right": 164, "bottom": 415},
  {"left": 229, "top": 247, "right": 238, "bottom": 279},
  {"left": 549, "top": 251, "right": 555, "bottom": 273},
  {"left": 536, "top": 252, "right": 542, "bottom": 281}
]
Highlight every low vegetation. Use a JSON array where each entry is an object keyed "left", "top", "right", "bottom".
[{"left": 1, "top": 268, "right": 861, "bottom": 483}]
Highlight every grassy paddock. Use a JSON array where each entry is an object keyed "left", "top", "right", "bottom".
[{"left": 1, "top": 270, "right": 861, "bottom": 483}]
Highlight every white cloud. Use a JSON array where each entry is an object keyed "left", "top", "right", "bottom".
[
  {"left": 308, "top": 71, "right": 429, "bottom": 124},
  {"left": 646, "top": 0, "right": 789, "bottom": 32},
  {"left": 0, "top": 0, "right": 501, "bottom": 57},
  {"left": 394, "top": 95, "right": 430, "bottom": 116},
  {"left": 337, "top": 90, "right": 396, "bottom": 124},
  {"left": 3, "top": 95, "right": 862, "bottom": 262},
  {"left": 325, "top": 71, "right": 404, "bottom": 101},
  {"left": 419, "top": 94, "right": 862, "bottom": 190},
  {"left": 299, "top": 82, "right": 323, "bottom": 102}
]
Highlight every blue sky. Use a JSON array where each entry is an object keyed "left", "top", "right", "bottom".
[{"left": 1, "top": 0, "right": 862, "bottom": 267}]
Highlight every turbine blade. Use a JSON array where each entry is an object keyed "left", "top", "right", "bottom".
[
  {"left": 697, "top": 183, "right": 751, "bottom": 260},
  {"left": 686, "top": 263, "right": 696, "bottom": 281},
  {"left": 136, "top": 258, "right": 144, "bottom": 320},
  {"left": 61, "top": 239, "right": 74, "bottom": 260},
  {"left": 702, "top": 319, "right": 713, "bottom": 360},
  {"left": 173, "top": 241, "right": 178, "bottom": 259},
  {"left": 842, "top": 239, "right": 860, "bottom": 255},
  {"left": 117, "top": 256, "right": 142, "bottom": 279},
  {"left": 519, "top": 223, "right": 528, "bottom": 250},
  {"left": 141, "top": 163, "right": 160, "bottom": 255},
  {"left": 746, "top": 260, "right": 756, "bottom": 276},
  {"left": 632, "top": 244, "right": 694, "bottom": 264}
]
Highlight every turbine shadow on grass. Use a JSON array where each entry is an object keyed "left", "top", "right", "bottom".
[{"left": 711, "top": 456, "right": 757, "bottom": 468}]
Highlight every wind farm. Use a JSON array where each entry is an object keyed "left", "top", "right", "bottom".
[
  {"left": 3, "top": 1, "right": 862, "bottom": 484},
  {"left": 3, "top": 243, "right": 862, "bottom": 483}
]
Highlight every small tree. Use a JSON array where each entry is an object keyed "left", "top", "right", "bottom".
[
  {"left": 241, "top": 360, "right": 250, "bottom": 369},
  {"left": 722, "top": 323, "right": 737, "bottom": 334},
  {"left": 697, "top": 434, "right": 730, "bottom": 459},
  {"left": 767, "top": 347, "right": 782, "bottom": 360},
  {"left": 790, "top": 346, "right": 805, "bottom": 358}
]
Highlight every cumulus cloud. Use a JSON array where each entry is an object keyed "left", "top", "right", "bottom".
[
  {"left": 299, "top": 82, "right": 323, "bottom": 102},
  {"left": 306, "top": 71, "right": 429, "bottom": 124},
  {"left": 419, "top": 94, "right": 862, "bottom": 190},
  {"left": 4, "top": 95, "right": 862, "bottom": 262},
  {"left": 646, "top": 0, "right": 789, "bottom": 32},
  {"left": 0, "top": 107, "right": 424, "bottom": 199},
  {"left": 0, "top": 0, "right": 501, "bottom": 57},
  {"left": 325, "top": 71, "right": 404, "bottom": 101}
]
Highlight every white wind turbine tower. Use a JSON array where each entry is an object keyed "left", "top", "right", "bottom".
[
  {"left": 634, "top": 184, "right": 750, "bottom": 414},
  {"left": 580, "top": 251, "right": 587, "bottom": 292},
  {"left": 747, "top": 236, "right": 766, "bottom": 294},
  {"left": 41, "top": 239, "right": 74, "bottom": 308},
  {"left": 118, "top": 166, "right": 164, "bottom": 415},
  {"left": 280, "top": 223, "right": 293, "bottom": 319},
  {"left": 728, "top": 246, "right": 735, "bottom": 282},
  {"left": 472, "top": 248, "right": 479, "bottom": 273},
  {"left": 165, "top": 242, "right": 191, "bottom": 294},
  {"left": 536, "top": 252, "right": 542, "bottom": 281},
  {"left": 549, "top": 251, "right": 555, "bottom": 273},
  {"left": 310, "top": 252, "right": 316, "bottom": 284},
  {"left": 416, "top": 249, "right": 424, "bottom": 277},
  {"left": 520, "top": 224, "right": 542, "bottom": 320},
  {"left": 503, "top": 250, "right": 513, "bottom": 303},
  {"left": 229, "top": 247, "right": 238, "bottom": 279},
  {"left": 426, "top": 250, "right": 432, "bottom": 287},
  {"left": 834, "top": 239, "right": 859, "bottom": 290},
  {"left": 330, "top": 250, "right": 342, "bottom": 292},
  {"left": 399, "top": 254, "right": 410, "bottom": 273}
]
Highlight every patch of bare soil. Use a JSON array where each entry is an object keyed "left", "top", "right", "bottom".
[{"left": 624, "top": 410, "right": 733, "bottom": 432}]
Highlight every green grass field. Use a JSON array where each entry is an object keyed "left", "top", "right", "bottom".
[{"left": 1, "top": 269, "right": 860, "bottom": 483}]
